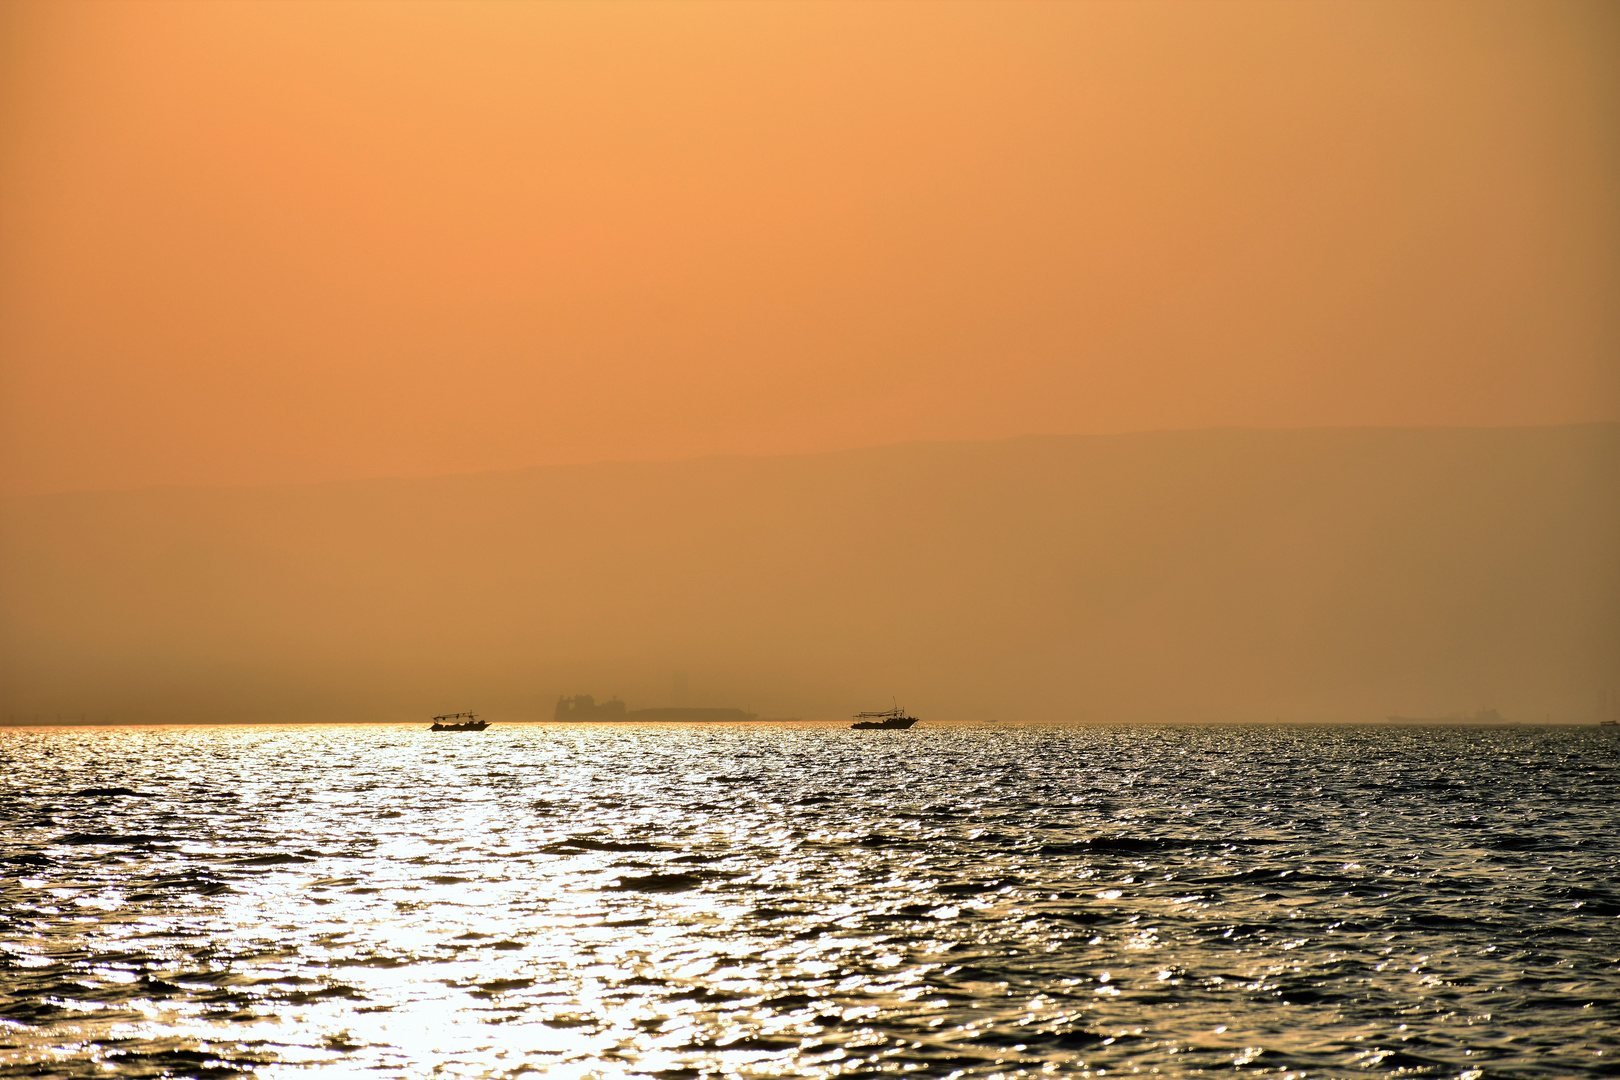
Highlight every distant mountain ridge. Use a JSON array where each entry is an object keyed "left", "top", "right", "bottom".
[{"left": 2, "top": 425, "right": 1615, "bottom": 725}]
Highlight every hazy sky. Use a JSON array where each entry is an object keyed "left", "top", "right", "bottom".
[{"left": 2, "top": 0, "right": 1616, "bottom": 495}]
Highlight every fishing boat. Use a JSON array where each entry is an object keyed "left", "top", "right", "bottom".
[
  {"left": 851, "top": 706, "right": 919, "bottom": 730},
  {"left": 430, "top": 712, "right": 488, "bottom": 732}
]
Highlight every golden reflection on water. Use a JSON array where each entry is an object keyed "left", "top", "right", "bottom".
[
  {"left": 180, "top": 737, "right": 962, "bottom": 1077},
  {"left": 2, "top": 722, "right": 1617, "bottom": 1078}
]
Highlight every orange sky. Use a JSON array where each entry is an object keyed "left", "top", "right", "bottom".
[{"left": 1, "top": 0, "right": 1616, "bottom": 495}]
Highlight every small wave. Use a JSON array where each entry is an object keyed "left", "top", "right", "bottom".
[
  {"left": 935, "top": 880, "right": 1014, "bottom": 896},
  {"left": 233, "top": 853, "right": 312, "bottom": 865},
  {"left": 1040, "top": 836, "right": 1267, "bottom": 855},
  {"left": 1490, "top": 832, "right": 1584, "bottom": 851},
  {"left": 270, "top": 984, "right": 366, "bottom": 1003},
  {"left": 676, "top": 1034, "right": 801, "bottom": 1052},
  {"left": 100, "top": 1047, "right": 275, "bottom": 1075},
  {"left": 536, "top": 837, "right": 675, "bottom": 854},
  {"left": 607, "top": 872, "right": 710, "bottom": 892},
  {"left": 474, "top": 978, "right": 533, "bottom": 994}
]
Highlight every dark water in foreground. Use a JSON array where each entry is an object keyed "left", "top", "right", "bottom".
[{"left": 2, "top": 723, "right": 1616, "bottom": 1079}]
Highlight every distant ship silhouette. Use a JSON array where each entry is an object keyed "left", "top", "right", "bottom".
[
  {"left": 430, "top": 712, "right": 488, "bottom": 732},
  {"left": 851, "top": 706, "right": 919, "bottom": 730},
  {"left": 555, "top": 695, "right": 757, "bottom": 723}
]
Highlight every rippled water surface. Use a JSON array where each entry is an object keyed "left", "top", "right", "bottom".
[{"left": 2, "top": 722, "right": 1617, "bottom": 1079}]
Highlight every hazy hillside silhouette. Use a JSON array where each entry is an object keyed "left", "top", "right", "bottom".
[{"left": 2, "top": 426, "right": 1614, "bottom": 724}]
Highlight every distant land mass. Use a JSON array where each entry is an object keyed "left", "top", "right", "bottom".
[
  {"left": 1, "top": 426, "right": 1615, "bottom": 725},
  {"left": 554, "top": 695, "right": 759, "bottom": 723}
]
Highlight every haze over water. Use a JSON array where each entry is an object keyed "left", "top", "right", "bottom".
[
  {"left": 3, "top": 3, "right": 1617, "bottom": 1077},
  {"left": 3, "top": 721, "right": 1615, "bottom": 1078}
]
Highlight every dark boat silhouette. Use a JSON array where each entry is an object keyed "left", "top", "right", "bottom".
[
  {"left": 430, "top": 712, "right": 488, "bottom": 732},
  {"left": 851, "top": 706, "right": 919, "bottom": 730}
]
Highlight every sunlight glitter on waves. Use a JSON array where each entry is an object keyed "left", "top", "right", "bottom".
[{"left": 9, "top": 724, "right": 1617, "bottom": 1078}]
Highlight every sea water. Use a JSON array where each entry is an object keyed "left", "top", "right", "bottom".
[{"left": 1, "top": 722, "right": 1615, "bottom": 1078}]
